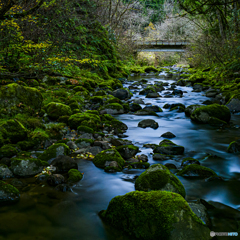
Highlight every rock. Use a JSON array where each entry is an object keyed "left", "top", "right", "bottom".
[
  {"left": 93, "top": 149, "right": 125, "bottom": 171},
  {"left": 132, "top": 98, "right": 144, "bottom": 104},
  {"left": 130, "top": 162, "right": 150, "bottom": 169},
  {"left": 0, "top": 145, "right": 18, "bottom": 159},
  {"left": 110, "top": 138, "right": 132, "bottom": 146},
  {"left": 134, "top": 110, "right": 158, "bottom": 116},
  {"left": 129, "top": 103, "right": 142, "bottom": 112},
  {"left": 161, "top": 132, "right": 176, "bottom": 138},
  {"left": 146, "top": 92, "right": 160, "bottom": 98},
  {"left": 192, "top": 84, "right": 203, "bottom": 92},
  {"left": 66, "top": 141, "right": 78, "bottom": 150},
  {"left": 143, "top": 105, "right": 162, "bottom": 112},
  {"left": 136, "top": 154, "right": 148, "bottom": 162},
  {"left": 99, "top": 103, "right": 124, "bottom": 115},
  {"left": 0, "top": 83, "right": 43, "bottom": 116},
  {"left": 99, "top": 191, "right": 211, "bottom": 240},
  {"left": 10, "top": 178, "right": 27, "bottom": 188},
  {"left": 181, "top": 157, "right": 200, "bottom": 167},
  {"left": 112, "top": 89, "right": 130, "bottom": 100},
  {"left": 154, "top": 139, "right": 184, "bottom": 155},
  {"left": 52, "top": 155, "right": 78, "bottom": 173},
  {"left": 227, "top": 139, "right": 240, "bottom": 153},
  {"left": 226, "top": 98, "right": 240, "bottom": 113},
  {"left": 170, "top": 103, "right": 185, "bottom": 110},
  {"left": 47, "top": 174, "right": 65, "bottom": 186},
  {"left": 93, "top": 141, "right": 111, "bottom": 150},
  {"left": 177, "top": 164, "right": 217, "bottom": 178},
  {"left": 138, "top": 119, "right": 159, "bottom": 129},
  {"left": 190, "top": 104, "right": 231, "bottom": 124},
  {"left": 68, "top": 169, "right": 83, "bottom": 182},
  {"left": 139, "top": 86, "right": 156, "bottom": 95},
  {"left": 0, "top": 164, "right": 14, "bottom": 179},
  {"left": 172, "top": 89, "right": 183, "bottom": 96},
  {"left": 11, "top": 158, "right": 48, "bottom": 177},
  {"left": 75, "top": 138, "right": 93, "bottom": 149},
  {"left": 188, "top": 202, "right": 211, "bottom": 227},
  {"left": 164, "top": 163, "right": 177, "bottom": 169},
  {"left": 45, "top": 102, "right": 72, "bottom": 120},
  {"left": 205, "top": 89, "right": 218, "bottom": 98},
  {"left": 85, "top": 146, "right": 103, "bottom": 155},
  {"left": 104, "top": 161, "right": 120, "bottom": 172},
  {"left": 185, "top": 105, "right": 201, "bottom": 117},
  {"left": 0, "top": 157, "right": 11, "bottom": 167},
  {"left": 38, "top": 143, "right": 70, "bottom": 163},
  {"left": 54, "top": 184, "right": 72, "bottom": 192},
  {"left": 0, "top": 181, "right": 20, "bottom": 204},
  {"left": 36, "top": 174, "right": 49, "bottom": 183},
  {"left": 0, "top": 119, "right": 28, "bottom": 144},
  {"left": 78, "top": 133, "right": 94, "bottom": 140},
  {"left": 116, "top": 145, "right": 139, "bottom": 159},
  {"left": 153, "top": 153, "right": 168, "bottom": 161},
  {"left": 135, "top": 164, "right": 186, "bottom": 197}
]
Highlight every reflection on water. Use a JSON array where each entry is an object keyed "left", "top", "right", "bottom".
[{"left": 1, "top": 72, "right": 240, "bottom": 240}]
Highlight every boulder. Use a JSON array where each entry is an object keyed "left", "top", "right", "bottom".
[
  {"left": 68, "top": 169, "right": 83, "bottom": 182},
  {"left": 154, "top": 139, "right": 184, "bottom": 155},
  {"left": 227, "top": 140, "right": 240, "bottom": 153},
  {"left": 181, "top": 157, "right": 200, "bottom": 167},
  {"left": 172, "top": 89, "right": 183, "bottom": 96},
  {"left": 45, "top": 102, "right": 72, "bottom": 120},
  {"left": 0, "top": 164, "right": 14, "bottom": 179},
  {"left": 11, "top": 158, "right": 49, "bottom": 177},
  {"left": 143, "top": 105, "right": 162, "bottom": 112},
  {"left": 177, "top": 164, "right": 217, "bottom": 178},
  {"left": 99, "top": 103, "right": 124, "bottom": 115},
  {"left": 161, "top": 132, "right": 176, "bottom": 138},
  {"left": 192, "top": 84, "right": 203, "bottom": 92},
  {"left": 139, "top": 86, "right": 156, "bottom": 95},
  {"left": 146, "top": 93, "right": 160, "bottom": 98},
  {"left": 112, "top": 89, "right": 131, "bottom": 100},
  {"left": 226, "top": 98, "right": 240, "bottom": 113},
  {"left": 47, "top": 174, "right": 65, "bottom": 186},
  {"left": 116, "top": 145, "right": 139, "bottom": 159},
  {"left": 134, "top": 110, "right": 158, "bottom": 116},
  {"left": 99, "top": 191, "right": 211, "bottom": 240},
  {"left": 93, "top": 149, "right": 125, "bottom": 171},
  {"left": 75, "top": 138, "right": 93, "bottom": 149},
  {"left": 132, "top": 98, "right": 144, "bottom": 104},
  {"left": 185, "top": 104, "right": 201, "bottom": 117},
  {"left": 129, "top": 103, "right": 142, "bottom": 112},
  {"left": 138, "top": 119, "right": 159, "bottom": 129},
  {"left": 0, "top": 181, "right": 20, "bottom": 204},
  {"left": 84, "top": 146, "right": 103, "bottom": 155},
  {"left": 52, "top": 155, "right": 78, "bottom": 173},
  {"left": 135, "top": 164, "right": 186, "bottom": 198},
  {"left": 190, "top": 104, "right": 231, "bottom": 124},
  {"left": 153, "top": 153, "right": 169, "bottom": 161},
  {"left": 0, "top": 83, "right": 43, "bottom": 116}
]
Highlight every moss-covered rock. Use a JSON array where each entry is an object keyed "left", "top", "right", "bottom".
[
  {"left": 68, "top": 169, "right": 83, "bottom": 182},
  {"left": 99, "top": 191, "right": 210, "bottom": 240},
  {"left": 0, "top": 119, "right": 28, "bottom": 143},
  {"left": 75, "top": 138, "right": 94, "bottom": 148},
  {"left": 129, "top": 162, "right": 150, "bottom": 169},
  {"left": 115, "top": 145, "right": 139, "bottom": 159},
  {"left": 93, "top": 149, "right": 125, "bottom": 170},
  {"left": 10, "top": 158, "right": 49, "bottom": 177},
  {"left": 134, "top": 109, "right": 158, "bottom": 116},
  {"left": 0, "top": 144, "right": 18, "bottom": 159},
  {"left": 99, "top": 103, "right": 124, "bottom": 115},
  {"left": 177, "top": 164, "right": 217, "bottom": 178},
  {"left": 45, "top": 102, "right": 72, "bottom": 120},
  {"left": 227, "top": 140, "right": 240, "bottom": 153},
  {"left": 68, "top": 112, "right": 101, "bottom": 130},
  {"left": 0, "top": 83, "right": 43, "bottom": 116},
  {"left": 38, "top": 143, "right": 70, "bottom": 162},
  {"left": 77, "top": 125, "right": 94, "bottom": 134},
  {"left": 0, "top": 180, "right": 20, "bottom": 204},
  {"left": 139, "top": 86, "right": 156, "bottom": 95},
  {"left": 190, "top": 104, "right": 231, "bottom": 124},
  {"left": 181, "top": 157, "right": 200, "bottom": 167},
  {"left": 135, "top": 164, "right": 185, "bottom": 198},
  {"left": 0, "top": 164, "right": 14, "bottom": 179},
  {"left": 185, "top": 105, "right": 201, "bottom": 117},
  {"left": 154, "top": 140, "right": 184, "bottom": 155}
]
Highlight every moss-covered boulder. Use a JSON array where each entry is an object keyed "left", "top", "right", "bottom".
[
  {"left": 10, "top": 158, "right": 48, "bottom": 177},
  {"left": 139, "top": 86, "right": 156, "bottom": 95},
  {"left": 0, "top": 83, "right": 43, "bottom": 116},
  {"left": 99, "top": 191, "right": 211, "bottom": 240},
  {"left": 68, "top": 112, "right": 101, "bottom": 130},
  {"left": 45, "top": 102, "right": 72, "bottom": 120},
  {"left": 52, "top": 155, "right": 78, "bottom": 173},
  {"left": 185, "top": 104, "right": 201, "bottom": 117},
  {"left": 181, "top": 157, "right": 200, "bottom": 167},
  {"left": 154, "top": 140, "right": 184, "bottom": 155},
  {"left": 38, "top": 143, "right": 70, "bottom": 162},
  {"left": 0, "top": 119, "right": 28, "bottom": 143},
  {"left": 135, "top": 164, "right": 185, "bottom": 198},
  {"left": 138, "top": 119, "right": 159, "bottom": 129},
  {"left": 0, "top": 144, "right": 18, "bottom": 159},
  {"left": 115, "top": 145, "right": 139, "bottom": 159},
  {"left": 93, "top": 149, "right": 125, "bottom": 171},
  {"left": 0, "top": 181, "right": 20, "bottom": 204},
  {"left": 134, "top": 109, "right": 158, "bottom": 116},
  {"left": 227, "top": 140, "right": 240, "bottom": 153},
  {"left": 0, "top": 164, "right": 14, "bottom": 179},
  {"left": 177, "top": 164, "right": 217, "bottom": 178},
  {"left": 99, "top": 103, "right": 124, "bottom": 115},
  {"left": 68, "top": 169, "right": 83, "bottom": 182},
  {"left": 190, "top": 104, "right": 231, "bottom": 124}
]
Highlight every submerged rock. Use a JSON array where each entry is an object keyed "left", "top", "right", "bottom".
[
  {"left": 227, "top": 139, "right": 240, "bottom": 153},
  {"left": 0, "top": 181, "right": 20, "bottom": 204},
  {"left": 185, "top": 104, "right": 201, "bottom": 117},
  {"left": 47, "top": 174, "right": 65, "bottom": 186},
  {"left": 129, "top": 103, "right": 142, "bottom": 112},
  {"left": 134, "top": 109, "right": 158, "bottom": 116},
  {"left": 99, "top": 191, "right": 211, "bottom": 240},
  {"left": 135, "top": 164, "right": 186, "bottom": 198},
  {"left": 146, "top": 92, "right": 160, "bottom": 98},
  {"left": 181, "top": 157, "right": 200, "bottom": 167},
  {"left": 138, "top": 119, "right": 159, "bottom": 129},
  {"left": 154, "top": 139, "right": 184, "bottom": 155},
  {"left": 116, "top": 145, "right": 139, "bottom": 159},
  {"left": 143, "top": 105, "right": 162, "bottom": 112},
  {"left": 226, "top": 98, "right": 240, "bottom": 113},
  {"left": 52, "top": 155, "right": 78, "bottom": 173},
  {"left": 161, "top": 132, "right": 176, "bottom": 138}
]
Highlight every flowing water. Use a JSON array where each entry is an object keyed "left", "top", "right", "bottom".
[{"left": 1, "top": 71, "right": 240, "bottom": 240}]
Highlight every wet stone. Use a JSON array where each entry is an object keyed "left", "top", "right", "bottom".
[
  {"left": 161, "top": 132, "right": 176, "bottom": 138},
  {"left": 138, "top": 119, "right": 159, "bottom": 129},
  {"left": 47, "top": 174, "right": 65, "bottom": 186}
]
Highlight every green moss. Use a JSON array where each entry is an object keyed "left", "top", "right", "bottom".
[
  {"left": 58, "top": 115, "right": 69, "bottom": 124},
  {"left": 144, "top": 66, "right": 159, "bottom": 73},
  {"left": 177, "top": 164, "right": 217, "bottom": 177},
  {"left": 68, "top": 169, "right": 83, "bottom": 182},
  {"left": 135, "top": 164, "right": 185, "bottom": 198},
  {"left": 181, "top": 157, "right": 198, "bottom": 164},
  {"left": 29, "top": 128, "right": 50, "bottom": 142},
  {"left": 0, "top": 180, "right": 19, "bottom": 195},
  {"left": 38, "top": 143, "right": 70, "bottom": 162},
  {"left": 93, "top": 149, "right": 125, "bottom": 170},
  {"left": 116, "top": 144, "right": 139, "bottom": 152},
  {"left": 99, "top": 190, "right": 205, "bottom": 240},
  {"left": 134, "top": 110, "right": 158, "bottom": 116},
  {"left": 100, "top": 103, "right": 123, "bottom": 111},
  {"left": 45, "top": 102, "right": 72, "bottom": 120},
  {"left": 130, "top": 162, "right": 150, "bottom": 169},
  {"left": 77, "top": 125, "right": 94, "bottom": 133},
  {"left": 105, "top": 97, "right": 122, "bottom": 105},
  {"left": 0, "top": 144, "right": 18, "bottom": 158}
]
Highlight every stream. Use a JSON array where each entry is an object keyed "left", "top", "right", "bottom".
[{"left": 0, "top": 70, "right": 240, "bottom": 240}]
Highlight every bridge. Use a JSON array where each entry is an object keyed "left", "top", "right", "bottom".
[{"left": 134, "top": 39, "right": 190, "bottom": 52}]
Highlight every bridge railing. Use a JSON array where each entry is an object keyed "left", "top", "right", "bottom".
[{"left": 133, "top": 39, "right": 190, "bottom": 46}]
